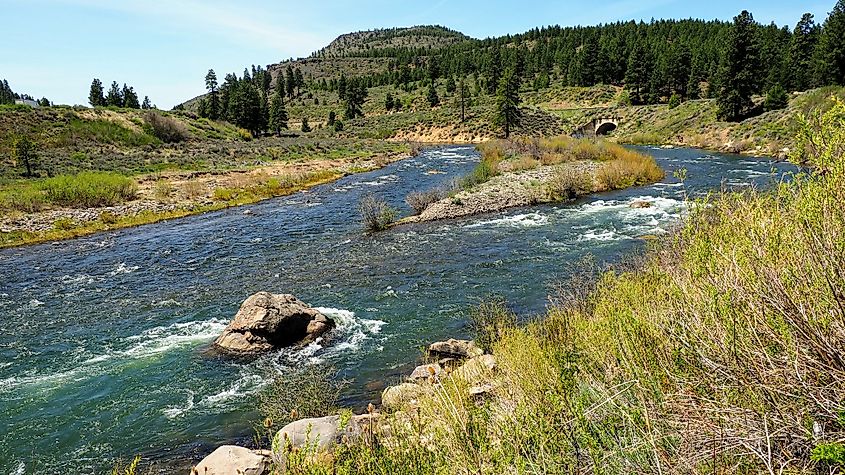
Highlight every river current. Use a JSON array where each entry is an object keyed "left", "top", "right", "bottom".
[{"left": 0, "top": 145, "right": 798, "bottom": 473}]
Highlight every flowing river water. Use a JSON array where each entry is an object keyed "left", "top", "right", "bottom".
[{"left": 0, "top": 145, "right": 799, "bottom": 473}]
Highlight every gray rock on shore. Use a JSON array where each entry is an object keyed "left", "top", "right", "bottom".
[
  {"left": 192, "top": 445, "right": 270, "bottom": 475},
  {"left": 273, "top": 413, "right": 379, "bottom": 454},
  {"left": 428, "top": 339, "right": 484, "bottom": 359},
  {"left": 213, "top": 292, "right": 335, "bottom": 355}
]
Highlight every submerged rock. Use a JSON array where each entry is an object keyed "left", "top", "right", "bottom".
[
  {"left": 428, "top": 339, "right": 483, "bottom": 360},
  {"left": 193, "top": 445, "right": 269, "bottom": 475},
  {"left": 213, "top": 292, "right": 335, "bottom": 355},
  {"left": 630, "top": 200, "right": 653, "bottom": 209}
]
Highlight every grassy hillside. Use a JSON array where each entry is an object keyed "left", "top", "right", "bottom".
[{"left": 270, "top": 94, "right": 845, "bottom": 475}]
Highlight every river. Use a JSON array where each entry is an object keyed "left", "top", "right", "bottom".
[{"left": 0, "top": 145, "right": 799, "bottom": 473}]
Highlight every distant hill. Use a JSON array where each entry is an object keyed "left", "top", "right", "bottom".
[{"left": 313, "top": 25, "right": 471, "bottom": 58}]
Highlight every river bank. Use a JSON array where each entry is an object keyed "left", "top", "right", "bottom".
[{"left": 0, "top": 148, "right": 409, "bottom": 248}]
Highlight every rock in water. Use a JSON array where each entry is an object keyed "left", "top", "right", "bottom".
[
  {"left": 193, "top": 445, "right": 269, "bottom": 475},
  {"left": 214, "top": 292, "right": 335, "bottom": 355}
]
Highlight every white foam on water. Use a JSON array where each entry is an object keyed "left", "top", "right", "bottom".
[
  {"left": 163, "top": 390, "right": 195, "bottom": 419},
  {"left": 200, "top": 374, "right": 266, "bottom": 408},
  {"left": 122, "top": 318, "right": 229, "bottom": 358},
  {"left": 313, "top": 307, "right": 387, "bottom": 355},
  {"left": 109, "top": 262, "right": 140, "bottom": 276},
  {"left": 60, "top": 273, "right": 95, "bottom": 285},
  {"left": 579, "top": 229, "right": 627, "bottom": 242},
  {"left": 466, "top": 213, "right": 550, "bottom": 229},
  {"left": 9, "top": 461, "right": 25, "bottom": 475}
]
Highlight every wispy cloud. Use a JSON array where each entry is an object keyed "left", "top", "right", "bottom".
[{"left": 40, "top": 0, "right": 326, "bottom": 55}]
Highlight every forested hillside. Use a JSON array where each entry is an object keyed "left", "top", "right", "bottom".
[{"left": 175, "top": 1, "right": 845, "bottom": 145}]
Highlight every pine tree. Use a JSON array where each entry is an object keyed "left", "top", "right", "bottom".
[
  {"left": 764, "top": 84, "right": 789, "bottom": 110},
  {"left": 294, "top": 69, "right": 304, "bottom": 96},
  {"left": 788, "top": 14, "right": 820, "bottom": 91},
  {"left": 88, "top": 78, "right": 105, "bottom": 107},
  {"left": 285, "top": 66, "right": 296, "bottom": 99},
  {"left": 459, "top": 76, "right": 469, "bottom": 122},
  {"left": 301, "top": 117, "right": 311, "bottom": 133},
  {"left": 106, "top": 81, "right": 123, "bottom": 107},
  {"left": 268, "top": 91, "right": 288, "bottom": 135},
  {"left": 343, "top": 81, "right": 366, "bottom": 120},
  {"left": 717, "top": 11, "right": 760, "bottom": 121},
  {"left": 385, "top": 92, "right": 394, "bottom": 111},
  {"left": 141, "top": 96, "right": 152, "bottom": 109},
  {"left": 327, "top": 111, "right": 336, "bottom": 127},
  {"left": 427, "top": 82, "right": 440, "bottom": 107},
  {"left": 122, "top": 84, "right": 140, "bottom": 109},
  {"left": 494, "top": 68, "right": 521, "bottom": 138},
  {"left": 624, "top": 41, "right": 651, "bottom": 104},
  {"left": 815, "top": 0, "right": 845, "bottom": 85},
  {"left": 205, "top": 69, "right": 220, "bottom": 120}
]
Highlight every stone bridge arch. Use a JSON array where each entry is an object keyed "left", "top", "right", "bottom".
[{"left": 573, "top": 117, "right": 621, "bottom": 137}]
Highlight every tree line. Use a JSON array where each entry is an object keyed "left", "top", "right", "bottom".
[
  {"left": 88, "top": 79, "right": 152, "bottom": 109},
  {"left": 324, "top": 1, "right": 845, "bottom": 121},
  {"left": 1, "top": 78, "right": 51, "bottom": 107}
]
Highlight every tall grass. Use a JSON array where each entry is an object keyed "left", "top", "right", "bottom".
[
  {"left": 279, "top": 99, "right": 845, "bottom": 474},
  {"left": 596, "top": 146, "right": 665, "bottom": 190},
  {"left": 42, "top": 172, "right": 137, "bottom": 207},
  {"left": 462, "top": 142, "right": 504, "bottom": 189},
  {"left": 58, "top": 118, "right": 158, "bottom": 147}
]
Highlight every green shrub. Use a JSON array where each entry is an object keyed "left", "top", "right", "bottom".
[
  {"left": 99, "top": 211, "right": 118, "bottom": 224},
  {"left": 764, "top": 84, "right": 789, "bottom": 111},
  {"left": 668, "top": 93, "right": 682, "bottom": 109},
  {"left": 0, "top": 184, "right": 46, "bottom": 212},
  {"left": 469, "top": 297, "right": 517, "bottom": 351},
  {"left": 42, "top": 172, "right": 137, "bottom": 207},
  {"left": 811, "top": 443, "right": 845, "bottom": 467},
  {"left": 143, "top": 111, "right": 190, "bottom": 143}
]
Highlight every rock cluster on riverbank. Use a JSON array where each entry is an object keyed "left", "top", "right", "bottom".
[{"left": 193, "top": 338, "right": 497, "bottom": 474}]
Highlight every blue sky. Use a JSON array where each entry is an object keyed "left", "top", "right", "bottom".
[{"left": 2, "top": 0, "right": 833, "bottom": 108}]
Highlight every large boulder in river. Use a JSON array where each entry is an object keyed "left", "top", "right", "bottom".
[
  {"left": 193, "top": 445, "right": 269, "bottom": 475},
  {"left": 214, "top": 292, "right": 335, "bottom": 355}
]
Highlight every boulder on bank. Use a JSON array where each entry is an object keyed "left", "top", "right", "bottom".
[
  {"left": 193, "top": 445, "right": 269, "bottom": 475},
  {"left": 428, "top": 339, "right": 483, "bottom": 360},
  {"left": 408, "top": 362, "right": 443, "bottom": 382},
  {"left": 214, "top": 292, "right": 335, "bottom": 355},
  {"left": 273, "top": 414, "right": 379, "bottom": 454},
  {"left": 381, "top": 382, "right": 426, "bottom": 410}
]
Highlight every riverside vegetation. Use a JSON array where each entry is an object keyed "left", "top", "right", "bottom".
[{"left": 238, "top": 96, "right": 845, "bottom": 475}]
